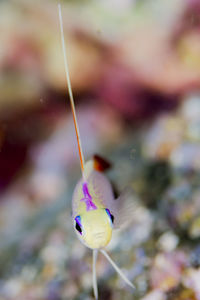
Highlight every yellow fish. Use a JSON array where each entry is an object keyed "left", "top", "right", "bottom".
[{"left": 58, "top": 4, "right": 135, "bottom": 299}]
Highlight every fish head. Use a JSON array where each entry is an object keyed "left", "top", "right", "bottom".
[{"left": 74, "top": 208, "right": 114, "bottom": 249}]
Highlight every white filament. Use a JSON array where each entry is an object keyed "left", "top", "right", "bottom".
[
  {"left": 100, "top": 249, "right": 135, "bottom": 289},
  {"left": 93, "top": 249, "right": 98, "bottom": 300}
]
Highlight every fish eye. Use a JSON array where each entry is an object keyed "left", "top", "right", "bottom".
[
  {"left": 75, "top": 215, "right": 82, "bottom": 235},
  {"left": 105, "top": 208, "right": 114, "bottom": 224}
]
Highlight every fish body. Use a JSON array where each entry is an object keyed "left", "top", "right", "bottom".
[
  {"left": 58, "top": 4, "right": 135, "bottom": 298},
  {"left": 72, "top": 160, "right": 115, "bottom": 249}
]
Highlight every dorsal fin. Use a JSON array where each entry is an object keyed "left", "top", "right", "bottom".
[
  {"left": 93, "top": 154, "right": 112, "bottom": 172},
  {"left": 58, "top": 4, "right": 86, "bottom": 181}
]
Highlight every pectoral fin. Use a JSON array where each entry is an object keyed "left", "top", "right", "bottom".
[{"left": 110, "top": 187, "right": 140, "bottom": 229}]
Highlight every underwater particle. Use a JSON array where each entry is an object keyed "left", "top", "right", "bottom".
[
  {"left": 3, "top": 277, "right": 23, "bottom": 298},
  {"left": 181, "top": 93, "right": 200, "bottom": 142},
  {"left": 157, "top": 231, "right": 179, "bottom": 252},
  {"left": 46, "top": 279, "right": 63, "bottom": 300},
  {"left": 150, "top": 251, "right": 186, "bottom": 292},
  {"left": 98, "top": 285, "right": 112, "bottom": 300},
  {"left": 170, "top": 143, "right": 200, "bottom": 171},
  {"left": 190, "top": 245, "right": 200, "bottom": 268},
  {"left": 160, "top": 180, "right": 199, "bottom": 235},
  {"left": 166, "top": 285, "right": 197, "bottom": 300},
  {"left": 183, "top": 268, "right": 200, "bottom": 299},
  {"left": 130, "top": 148, "right": 136, "bottom": 160},
  {"left": 21, "top": 265, "right": 37, "bottom": 283},
  {"left": 142, "top": 160, "right": 171, "bottom": 208},
  {"left": 41, "top": 263, "right": 58, "bottom": 280},
  {"left": 136, "top": 273, "right": 148, "bottom": 295},
  {"left": 62, "top": 280, "right": 78, "bottom": 300},
  {"left": 189, "top": 217, "right": 200, "bottom": 239},
  {"left": 141, "top": 290, "right": 166, "bottom": 300},
  {"left": 181, "top": 93, "right": 200, "bottom": 122},
  {"left": 142, "top": 115, "right": 184, "bottom": 160},
  {"left": 29, "top": 170, "right": 67, "bottom": 203}
]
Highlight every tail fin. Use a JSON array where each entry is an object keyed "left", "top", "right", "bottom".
[
  {"left": 100, "top": 249, "right": 135, "bottom": 289},
  {"left": 58, "top": 4, "right": 86, "bottom": 180},
  {"left": 93, "top": 249, "right": 98, "bottom": 299}
]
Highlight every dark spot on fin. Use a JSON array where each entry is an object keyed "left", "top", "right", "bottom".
[
  {"left": 111, "top": 181, "right": 119, "bottom": 198},
  {"left": 93, "top": 154, "right": 112, "bottom": 172}
]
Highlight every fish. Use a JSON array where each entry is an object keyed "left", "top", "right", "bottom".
[{"left": 58, "top": 4, "right": 135, "bottom": 299}]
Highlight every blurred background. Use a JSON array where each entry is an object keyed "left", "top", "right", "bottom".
[{"left": 0, "top": 0, "right": 200, "bottom": 299}]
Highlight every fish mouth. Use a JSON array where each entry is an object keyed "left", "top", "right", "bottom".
[
  {"left": 87, "top": 231, "right": 111, "bottom": 249},
  {"left": 93, "top": 232, "right": 105, "bottom": 239}
]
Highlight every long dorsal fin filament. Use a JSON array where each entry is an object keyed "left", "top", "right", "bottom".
[{"left": 58, "top": 4, "right": 85, "bottom": 180}]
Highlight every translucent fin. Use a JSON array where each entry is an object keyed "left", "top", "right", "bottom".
[
  {"left": 93, "top": 249, "right": 98, "bottom": 300},
  {"left": 100, "top": 249, "right": 135, "bottom": 289},
  {"left": 110, "top": 187, "right": 140, "bottom": 229}
]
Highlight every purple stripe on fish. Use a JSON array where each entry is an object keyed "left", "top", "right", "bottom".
[{"left": 81, "top": 182, "right": 97, "bottom": 211}]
